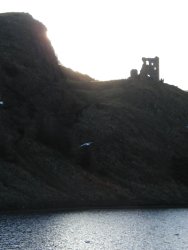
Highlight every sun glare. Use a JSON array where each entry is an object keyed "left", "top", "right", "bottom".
[{"left": 1, "top": 0, "right": 188, "bottom": 89}]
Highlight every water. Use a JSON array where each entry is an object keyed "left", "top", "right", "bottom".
[{"left": 0, "top": 209, "right": 188, "bottom": 250}]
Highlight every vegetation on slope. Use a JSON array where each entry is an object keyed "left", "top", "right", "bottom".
[{"left": 65, "top": 79, "right": 188, "bottom": 204}]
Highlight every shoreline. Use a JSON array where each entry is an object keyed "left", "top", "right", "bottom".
[{"left": 1, "top": 203, "right": 188, "bottom": 216}]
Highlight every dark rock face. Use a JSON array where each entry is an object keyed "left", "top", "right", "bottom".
[
  {"left": 0, "top": 13, "right": 71, "bottom": 210},
  {"left": 0, "top": 13, "right": 67, "bottom": 155},
  {"left": 0, "top": 12, "right": 188, "bottom": 211},
  {"left": 0, "top": 13, "right": 59, "bottom": 77},
  {"left": 0, "top": 13, "right": 123, "bottom": 211},
  {"left": 70, "top": 80, "right": 188, "bottom": 195}
]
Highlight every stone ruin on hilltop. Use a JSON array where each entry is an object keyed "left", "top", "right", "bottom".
[{"left": 130, "top": 57, "right": 161, "bottom": 82}]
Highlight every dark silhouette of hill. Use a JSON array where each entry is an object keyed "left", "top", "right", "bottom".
[
  {"left": 60, "top": 65, "right": 94, "bottom": 82},
  {"left": 0, "top": 12, "right": 188, "bottom": 211}
]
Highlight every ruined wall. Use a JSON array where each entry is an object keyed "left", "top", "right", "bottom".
[
  {"left": 140, "top": 57, "right": 159, "bottom": 81},
  {"left": 130, "top": 69, "right": 138, "bottom": 79}
]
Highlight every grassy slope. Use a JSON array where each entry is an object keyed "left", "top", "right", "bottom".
[
  {"left": 66, "top": 78, "right": 188, "bottom": 205},
  {"left": 0, "top": 13, "right": 131, "bottom": 210}
]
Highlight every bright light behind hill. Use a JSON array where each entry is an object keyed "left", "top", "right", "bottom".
[{"left": 1, "top": 0, "right": 188, "bottom": 90}]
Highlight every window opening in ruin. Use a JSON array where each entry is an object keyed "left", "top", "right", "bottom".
[
  {"left": 147, "top": 74, "right": 151, "bottom": 78},
  {"left": 154, "top": 67, "right": 157, "bottom": 70},
  {"left": 146, "top": 61, "right": 149, "bottom": 65}
]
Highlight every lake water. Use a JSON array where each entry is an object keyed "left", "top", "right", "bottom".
[{"left": 0, "top": 208, "right": 188, "bottom": 249}]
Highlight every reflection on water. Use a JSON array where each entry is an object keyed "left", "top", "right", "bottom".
[{"left": 0, "top": 209, "right": 188, "bottom": 249}]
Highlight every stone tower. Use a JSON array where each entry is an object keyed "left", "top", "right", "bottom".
[{"left": 140, "top": 57, "right": 159, "bottom": 81}]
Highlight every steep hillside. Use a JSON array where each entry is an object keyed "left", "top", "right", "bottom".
[
  {"left": 0, "top": 12, "right": 130, "bottom": 210},
  {"left": 0, "top": 12, "right": 188, "bottom": 211},
  {"left": 60, "top": 65, "right": 94, "bottom": 82},
  {"left": 68, "top": 79, "right": 188, "bottom": 204},
  {"left": 0, "top": 12, "right": 62, "bottom": 149}
]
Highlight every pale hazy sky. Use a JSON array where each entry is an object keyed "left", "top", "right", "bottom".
[{"left": 1, "top": 0, "right": 188, "bottom": 90}]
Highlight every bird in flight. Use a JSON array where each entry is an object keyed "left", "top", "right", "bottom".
[{"left": 80, "top": 142, "right": 94, "bottom": 148}]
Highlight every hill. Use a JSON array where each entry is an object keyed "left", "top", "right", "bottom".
[
  {"left": 67, "top": 79, "right": 188, "bottom": 204},
  {"left": 0, "top": 12, "right": 188, "bottom": 211},
  {"left": 60, "top": 65, "right": 94, "bottom": 82}
]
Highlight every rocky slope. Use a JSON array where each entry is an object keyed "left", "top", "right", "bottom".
[{"left": 0, "top": 12, "right": 188, "bottom": 211}]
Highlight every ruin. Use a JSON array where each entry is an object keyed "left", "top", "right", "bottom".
[
  {"left": 130, "top": 69, "right": 138, "bottom": 79},
  {"left": 130, "top": 57, "right": 160, "bottom": 82},
  {"left": 140, "top": 57, "right": 159, "bottom": 81}
]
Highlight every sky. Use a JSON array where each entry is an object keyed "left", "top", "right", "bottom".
[{"left": 1, "top": 0, "right": 188, "bottom": 90}]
